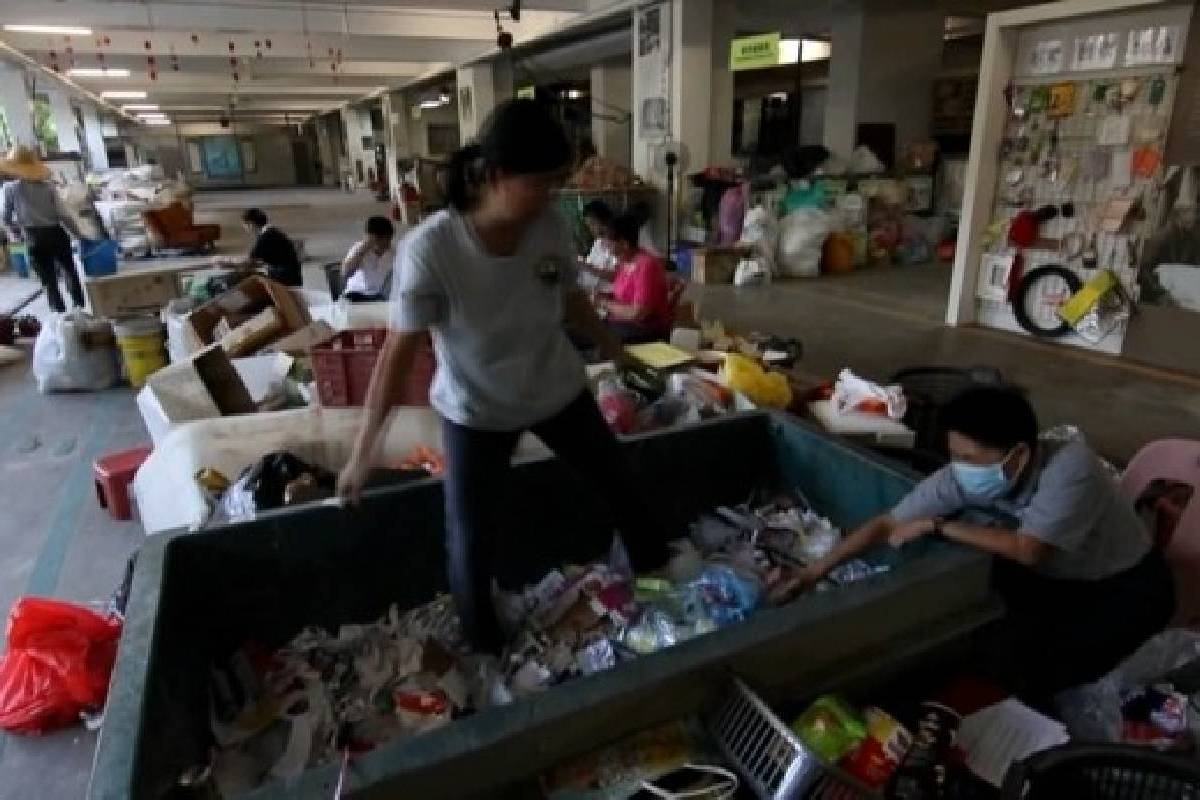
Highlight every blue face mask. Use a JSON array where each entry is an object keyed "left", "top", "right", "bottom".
[{"left": 951, "top": 450, "right": 1016, "bottom": 500}]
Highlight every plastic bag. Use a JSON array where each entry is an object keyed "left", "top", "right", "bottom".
[
  {"left": 598, "top": 378, "right": 641, "bottom": 435},
  {"left": 720, "top": 354, "right": 792, "bottom": 409},
  {"left": 1056, "top": 630, "right": 1200, "bottom": 741},
  {"left": 849, "top": 145, "right": 887, "bottom": 175},
  {"left": 717, "top": 183, "right": 747, "bottom": 246},
  {"left": 737, "top": 205, "right": 778, "bottom": 272},
  {"left": 777, "top": 208, "right": 831, "bottom": 278},
  {"left": 32, "top": 311, "right": 119, "bottom": 393},
  {"left": 688, "top": 565, "right": 763, "bottom": 627},
  {"left": 733, "top": 258, "right": 770, "bottom": 287},
  {"left": 163, "top": 298, "right": 200, "bottom": 363},
  {"left": 0, "top": 597, "right": 122, "bottom": 733},
  {"left": 218, "top": 451, "right": 335, "bottom": 522},
  {"left": 831, "top": 368, "right": 907, "bottom": 420}
]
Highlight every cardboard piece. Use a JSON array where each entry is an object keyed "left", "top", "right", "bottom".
[
  {"left": 85, "top": 269, "right": 183, "bottom": 319},
  {"left": 264, "top": 320, "right": 336, "bottom": 356},
  {"left": 137, "top": 344, "right": 256, "bottom": 442},
  {"left": 182, "top": 275, "right": 310, "bottom": 355},
  {"left": 218, "top": 306, "right": 284, "bottom": 357},
  {"left": 691, "top": 247, "right": 746, "bottom": 285}
]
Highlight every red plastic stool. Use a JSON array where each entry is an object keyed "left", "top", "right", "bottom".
[{"left": 94, "top": 445, "right": 153, "bottom": 521}]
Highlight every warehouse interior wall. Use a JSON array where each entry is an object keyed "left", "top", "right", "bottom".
[{"left": 137, "top": 123, "right": 305, "bottom": 188}]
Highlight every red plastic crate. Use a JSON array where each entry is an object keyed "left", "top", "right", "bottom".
[{"left": 312, "top": 329, "right": 433, "bottom": 407}]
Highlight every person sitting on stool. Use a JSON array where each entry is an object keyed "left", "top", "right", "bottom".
[
  {"left": 213, "top": 208, "right": 302, "bottom": 287},
  {"left": 595, "top": 213, "right": 670, "bottom": 344},
  {"left": 340, "top": 215, "right": 397, "bottom": 303},
  {"left": 771, "top": 385, "right": 1174, "bottom": 706},
  {"left": 0, "top": 146, "right": 86, "bottom": 313}
]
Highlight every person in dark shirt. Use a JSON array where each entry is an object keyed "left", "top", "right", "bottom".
[{"left": 213, "top": 208, "right": 302, "bottom": 286}]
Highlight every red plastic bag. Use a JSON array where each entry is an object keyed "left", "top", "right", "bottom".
[{"left": 0, "top": 598, "right": 122, "bottom": 734}]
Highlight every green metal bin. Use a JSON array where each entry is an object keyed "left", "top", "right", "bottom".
[{"left": 90, "top": 411, "right": 997, "bottom": 799}]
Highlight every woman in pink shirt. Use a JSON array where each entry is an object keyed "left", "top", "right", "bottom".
[{"left": 599, "top": 213, "right": 671, "bottom": 343}]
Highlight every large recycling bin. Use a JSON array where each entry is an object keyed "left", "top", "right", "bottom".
[{"left": 91, "top": 411, "right": 997, "bottom": 799}]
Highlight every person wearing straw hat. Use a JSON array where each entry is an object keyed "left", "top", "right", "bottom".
[{"left": 0, "top": 146, "right": 85, "bottom": 313}]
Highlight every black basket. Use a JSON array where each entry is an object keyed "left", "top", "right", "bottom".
[
  {"left": 1000, "top": 743, "right": 1200, "bottom": 800},
  {"left": 889, "top": 366, "right": 1005, "bottom": 456}
]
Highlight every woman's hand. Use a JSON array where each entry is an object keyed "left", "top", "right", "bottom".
[
  {"left": 337, "top": 449, "right": 373, "bottom": 507},
  {"left": 887, "top": 518, "right": 935, "bottom": 548},
  {"left": 766, "top": 562, "right": 825, "bottom": 605}
]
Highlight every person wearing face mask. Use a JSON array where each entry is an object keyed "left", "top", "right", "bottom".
[{"left": 771, "top": 385, "right": 1173, "bottom": 700}]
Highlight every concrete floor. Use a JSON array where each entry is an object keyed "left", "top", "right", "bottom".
[{"left": 0, "top": 187, "right": 1198, "bottom": 797}]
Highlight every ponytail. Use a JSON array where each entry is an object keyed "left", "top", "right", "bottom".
[
  {"left": 444, "top": 100, "right": 572, "bottom": 212},
  {"left": 446, "top": 144, "right": 483, "bottom": 211}
]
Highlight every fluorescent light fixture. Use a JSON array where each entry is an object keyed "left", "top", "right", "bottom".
[
  {"left": 137, "top": 112, "right": 167, "bottom": 119},
  {"left": 68, "top": 67, "right": 130, "bottom": 78},
  {"left": 801, "top": 39, "right": 831, "bottom": 62},
  {"left": 3, "top": 24, "right": 92, "bottom": 35},
  {"left": 121, "top": 104, "right": 159, "bottom": 111},
  {"left": 779, "top": 38, "right": 831, "bottom": 65},
  {"left": 419, "top": 99, "right": 442, "bottom": 109},
  {"left": 566, "top": 89, "right": 583, "bottom": 100},
  {"left": 143, "top": 118, "right": 172, "bottom": 126},
  {"left": 101, "top": 90, "right": 147, "bottom": 99}
]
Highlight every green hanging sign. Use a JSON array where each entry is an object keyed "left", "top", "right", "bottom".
[{"left": 730, "top": 32, "right": 780, "bottom": 71}]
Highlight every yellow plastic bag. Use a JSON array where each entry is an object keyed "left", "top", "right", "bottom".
[{"left": 721, "top": 354, "right": 792, "bottom": 409}]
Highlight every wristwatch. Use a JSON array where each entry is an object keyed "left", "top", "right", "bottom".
[{"left": 931, "top": 517, "right": 946, "bottom": 536}]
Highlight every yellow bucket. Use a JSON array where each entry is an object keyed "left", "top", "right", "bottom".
[{"left": 114, "top": 316, "right": 167, "bottom": 388}]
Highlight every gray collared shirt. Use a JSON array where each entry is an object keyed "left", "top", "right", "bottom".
[
  {"left": 892, "top": 439, "right": 1151, "bottom": 580},
  {"left": 0, "top": 179, "right": 79, "bottom": 236}
]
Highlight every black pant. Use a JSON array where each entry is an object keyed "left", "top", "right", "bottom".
[
  {"left": 986, "top": 548, "right": 1175, "bottom": 704},
  {"left": 441, "top": 390, "right": 670, "bottom": 652},
  {"left": 25, "top": 226, "right": 84, "bottom": 313},
  {"left": 606, "top": 320, "right": 664, "bottom": 345},
  {"left": 343, "top": 291, "right": 386, "bottom": 303}
]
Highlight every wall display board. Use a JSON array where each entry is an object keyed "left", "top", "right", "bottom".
[{"left": 951, "top": 2, "right": 1193, "bottom": 360}]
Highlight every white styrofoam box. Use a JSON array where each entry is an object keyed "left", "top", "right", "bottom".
[{"left": 134, "top": 406, "right": 548, "bottom": 535}]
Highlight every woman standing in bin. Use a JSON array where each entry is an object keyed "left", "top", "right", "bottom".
[
  {"left": 0, "top": 146, "right": 86, "bottom": 313},
  {"left": 338, "top": 100, "right": 669, "bottom": 652}
]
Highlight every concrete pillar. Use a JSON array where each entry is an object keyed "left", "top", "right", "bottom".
[
  {"left": 80, "top": 105, "right": 108, "bottom": 170},
  {"left": 381, "top": 90, "right": 412, "bottom": 202},
  {"left": 339, "top": 106, "right": 374, "bottom": 190},
  {"left": 0, "top": 65, "right": 35, "bottom": 147},
  {"left": 45, "top": 89, "right": 81, "bottom": 154},
  {"left": 632, "top": 0, "right": 735, "bottom": 249},
  {"left": 823, "top": 0, "right": 943, "bottom": 162},
  {"left": 456, "top": 59, "right": 513, "bottom": 141},
  {"left": 590, "top": 58, "right": 632, "bottom": 167},
  {"left": 314, "top": 115, "right": 334, "bottom": 186}
]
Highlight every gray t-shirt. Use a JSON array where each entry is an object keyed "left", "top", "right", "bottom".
[
  {"left": 389, "top": 208, "right": 585, "bottom": 431},
  {"left": 891, "top": 439, "right": 1150, "bottom": 580}
]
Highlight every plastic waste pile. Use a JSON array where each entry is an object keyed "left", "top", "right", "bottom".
[
  {"left": 597, "top": 368, "right": 737, "bottom": 436},
  {"left": 206, "top": 493, "right": 891, "bottom": 792}
]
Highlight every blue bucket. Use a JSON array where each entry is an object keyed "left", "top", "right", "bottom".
[
  {"left": 9, "top": 248, "right": 28, "bottom": 278},
  {"left": 80, "top": 238, "right": 119, "bottom": 277}
]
